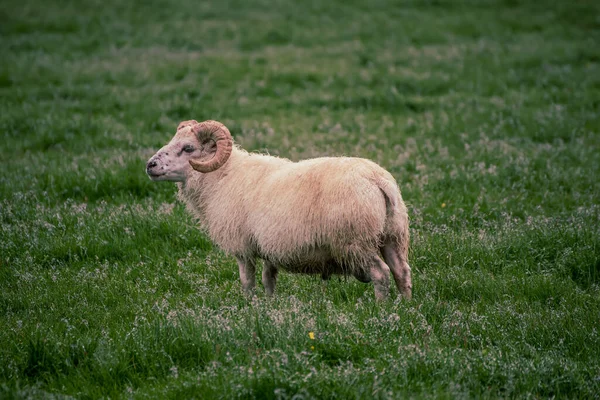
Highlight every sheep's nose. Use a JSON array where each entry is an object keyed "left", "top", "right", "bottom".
[{"left": 146, "top": 160, "right": 157, "bottom": 170}]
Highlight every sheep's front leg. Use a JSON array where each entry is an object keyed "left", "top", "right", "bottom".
[
  {"left": 262, "top": 260, "right": 278, "bottom": 296},
  {"left": 369, "top": 255, "right": 391, "bottom": 300},
  {"left": 236, "top": 257, "right": 256, "bottom": 295}
]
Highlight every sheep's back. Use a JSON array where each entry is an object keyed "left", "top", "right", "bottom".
[{"left": 247, "top": 157, "right": 391, "bottom": 261}]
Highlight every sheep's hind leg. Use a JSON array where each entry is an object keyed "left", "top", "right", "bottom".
[
  {"left": 262, "top": 260, "right": 278, "bottom": 296},
  {"left": 236, "top": 257, "right": 256, "bottom": 295},
  {"left": 367, "top": 255, "right": 391, "bottom": 300},
  {"left": 381, "top": 243, "right": 412, "bottom": 300},
  {"left": 353, "top": 268, "right": 372, "bottom": 283}
]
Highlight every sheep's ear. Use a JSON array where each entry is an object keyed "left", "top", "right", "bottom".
[{"left": 177, "top": 120, "right": 199, "bottom": 132}]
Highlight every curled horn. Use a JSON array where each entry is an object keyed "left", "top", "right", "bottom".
[{"left": 189, "top": 120, "right": 233, "bottom": 173}]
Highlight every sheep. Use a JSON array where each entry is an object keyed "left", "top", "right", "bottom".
[{"left": 146, "top": 120, "right": 411, "bottom": 300}]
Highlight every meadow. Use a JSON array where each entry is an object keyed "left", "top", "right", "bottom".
[{"left": 1, "top": 0, "right": 599, "bottom": 398}]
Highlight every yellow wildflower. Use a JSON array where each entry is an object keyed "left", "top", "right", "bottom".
[
  {"left": 308, "top": 331, "right": 315, "bottom": 340},
  {"left": 441, "top": 203, "right": 446, "bottom": 208}
]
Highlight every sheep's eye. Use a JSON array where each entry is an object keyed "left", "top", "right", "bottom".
[{"left": 183, "top": 145, "right": 195, "bottom": 153}]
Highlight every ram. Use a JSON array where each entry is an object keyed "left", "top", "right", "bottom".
[{"left": 146, "top": 120, "right": 411, "bottom": 300}]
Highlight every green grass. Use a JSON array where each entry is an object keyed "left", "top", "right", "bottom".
[{"left": 1, "top": 0, "right": 600, "bottom": 398}]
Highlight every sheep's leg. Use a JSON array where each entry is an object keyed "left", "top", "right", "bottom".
[
  {"left": 381, "top": 243, "right": 412, "bottom": 300},
  {"left": 262, "top": 260, "right": 278, "bottom": 296},
  {"left": 368, "top": 255, "right": 391, "bottom": 300},
  {"left": 236, "top": 257, "right": 256, "bottom": 295},
  {"left": 353, "top": 268, "right": 372, "bottom": 283},
  {"left": 321, "top": 263, "right": 332, "bottom": 281}
]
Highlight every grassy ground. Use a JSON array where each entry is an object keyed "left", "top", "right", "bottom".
[{"left": 1, "top": 0, "right": 600, "bottom": 398}]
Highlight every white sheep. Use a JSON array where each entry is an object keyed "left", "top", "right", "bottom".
[{"left": 146, "top": 120, "right": 411, "bottom": 300}]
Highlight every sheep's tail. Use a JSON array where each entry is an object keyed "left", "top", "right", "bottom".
[
  {"left": 376, "top": 176, "right": 400, "bottom": 212},
  {"left": 376, "top": 175, "right": 412, "bottom": 299},
  {"left": 375, "top": 175, "right": 409, "bottom": 249}
]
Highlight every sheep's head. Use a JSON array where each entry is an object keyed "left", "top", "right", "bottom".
[{"left": 146, "top": 120, "right": 233, "bottom": 182}]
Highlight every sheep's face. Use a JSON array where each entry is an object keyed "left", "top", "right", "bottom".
[{"left": 146, "top": 125, "right": 217, "bottom": 182}]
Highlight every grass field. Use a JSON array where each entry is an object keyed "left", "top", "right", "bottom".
[{"left": 1, "top": 0, "right": 600, "bottom": 398}]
